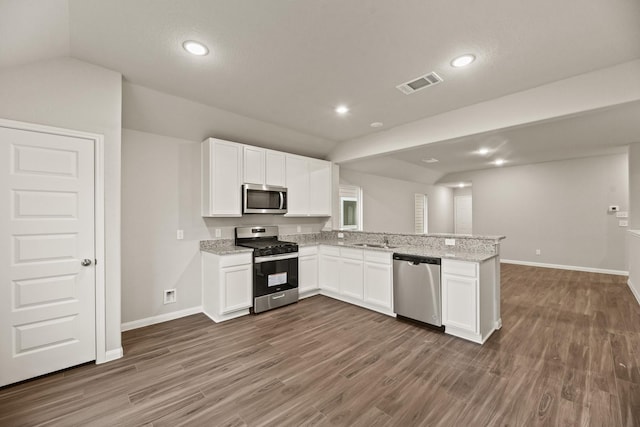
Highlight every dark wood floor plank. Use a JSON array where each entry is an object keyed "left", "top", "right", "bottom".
[{"left": 0, "top": 264, "right": 638, "bottom": 426}]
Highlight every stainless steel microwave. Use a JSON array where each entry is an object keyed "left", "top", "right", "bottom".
[{"left": 242, "top": 184, "right": 288, "bottom": 214}]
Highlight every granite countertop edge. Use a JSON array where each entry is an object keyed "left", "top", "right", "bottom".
[{"left": 201, "top": 246, "right": 254, "bottom": 255}]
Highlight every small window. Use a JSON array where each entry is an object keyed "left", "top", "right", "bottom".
[{"left": 339, "top": 185, "right": 362, "bottom": 230}]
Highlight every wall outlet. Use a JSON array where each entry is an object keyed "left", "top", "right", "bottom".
[
  {"left": 535, "top": 249, "right": 541, "bottom": 255},
  {"left": 338, "top": 232, "right": 344, "bottom": 238},
  {"left": 163, "top": 289, "right": 177, "bottom": 304},
  {"left": 445, "top": 238, "right": 455, "bottom": 246},
  {"left": 619, "top": 220, "right": 628, "bottom": 227},
  {"left": 176, "top": 229, "right": 184, "bottom": 240},
  {"left": 215, "top": 228, "right": 221, "bottom": 238},
  {"left": 616, "top": 211, "right": 628, "bottom": 218}
]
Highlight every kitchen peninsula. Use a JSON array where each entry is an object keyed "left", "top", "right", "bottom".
[{"left": 201, "top": 230, "right": 504, "bottom": 344}]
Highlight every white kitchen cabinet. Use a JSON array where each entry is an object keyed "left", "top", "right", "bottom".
[
  {"left": 243, "top": 146, "right": 286, "bottom": 187},
  {"left": 308, "top": 159, "right": 332, "bottom": 216},
  {"left": 202, "top": 138, "right": 243, "bottom": 217},
  {"left": 285, "top": 154, "right": 331, "bottom": 217},
  {"left": 339, "top": 248, "right": 364, "bottom": 300},
  {"left": 318, "top": 246, "right": 340, "bottom": 293},
  {"left": 363, "top": 251, "right": 393, "bottom": 312},
  {"left": 316, "top": 245, "right": 394, "bottom": 317},
  {"left": 202, "top": 251, "right": 253, "bottom": 322},
  {"left": 265, "top": 150, "right": 286, "bottom": 187},
  {"left": 285, "top": 155, "right": 310, "bottom": 216},
  {"left": 243, "top": 146, "right": 265, "bottom": 185},
  {"left": 298, "top": 246, "right": 319, "bottom": 298},
  {"left": 442, "top": 258, "right": 498, "bottom": 344}
]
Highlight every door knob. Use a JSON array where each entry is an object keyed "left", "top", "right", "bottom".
[{"left": 81, "top": 259, "right": 93, "bottom": 266}]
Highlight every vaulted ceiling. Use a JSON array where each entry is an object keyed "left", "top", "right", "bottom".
[{"left": 1, "top": 0, "right": 639, "bottom": 180}]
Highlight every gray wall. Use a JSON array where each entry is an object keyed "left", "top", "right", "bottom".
[
  {"left": 339, "top": 168, "right": 454, "bottom": 234},
  {"left": 0, "top": 57, "right": 123, "bottom": 353},
  {"left": 629, "top": 143, "right": 640, "bottom": 230},
  {"left": 441, "top": 154, "right": 629, "bottom": 272},
  {"left": 121, "top": 129, "right": 326, "bottom": 323}
]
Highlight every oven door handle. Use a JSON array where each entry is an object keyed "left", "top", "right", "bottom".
[{"left": 254, "top": 253, "right": 299, "bottom": 264}]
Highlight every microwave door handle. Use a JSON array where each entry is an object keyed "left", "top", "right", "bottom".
[{"left": 279, "top": 192, "right": 284, "bottom": 210}]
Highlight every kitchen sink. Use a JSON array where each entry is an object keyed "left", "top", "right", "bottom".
[{"left": 352, "top": 242, "right": 397, "bottom": 249}]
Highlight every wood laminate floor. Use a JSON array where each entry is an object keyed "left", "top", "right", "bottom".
[{"left": 1, "top": 264, "right": 639, "bottom": 426}]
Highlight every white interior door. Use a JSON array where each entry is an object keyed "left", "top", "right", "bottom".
[
  {"left": 454, "top": 195, "right": 473, "bottom": 235},
  {"left": 0, "top": 126, "right": 96, "bottom": 387}
]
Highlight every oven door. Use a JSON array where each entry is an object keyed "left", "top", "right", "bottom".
[
  {"left": 243, "top": 184, "right": 288, "bottom": 214},
  {"left": 253, "top": 253, "right": 298, "bottom": 297}
]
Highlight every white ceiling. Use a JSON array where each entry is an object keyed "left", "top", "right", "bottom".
[{"left": 2, "top": 0, "right": 640, "bottom": 178}]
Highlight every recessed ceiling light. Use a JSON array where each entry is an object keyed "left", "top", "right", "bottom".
[
  {"left": 494, "top": 158, "right": 505, "bottom": 166},
  {"left": 451, "top": 54, "right": 476, "bottom": 68},
  {"left": 370, "top": 122, "right": 384, "bottom": 128},
  {"left": 478, "top": 147, "right": 489, "bottom": 155},
  {"left": 422, "top": 158, "right": 439, "bottom": 163},
  {"left": 183, "top": 40, "right": 209, "bottom": 56},
  {"left": 458, "top": 183, "right": 465, "bottom": 188},
  {"left": 335, "top": 105, "right": 349, "bottom": 115}
]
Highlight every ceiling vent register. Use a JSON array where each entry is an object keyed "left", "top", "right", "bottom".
[{"left": 396, "top": 72, "right": 443, "bottom": 95}]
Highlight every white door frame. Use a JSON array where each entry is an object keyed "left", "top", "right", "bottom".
[
  {"left": 454, "top": 195, "right": 473, "bottom": 235},
  {"left": 0, "top": 118, "right": 108, "bottom": 364}
]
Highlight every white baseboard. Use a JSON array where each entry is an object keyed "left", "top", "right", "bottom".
[
  {"left": 121, "top": 306, "right": 203, "bottom": 332},
  {"left": 629, "top": 279, "right": 640, "bottom": 306},
  {"left": 501, "top": 259, "right": 628, "bottom": 276}
]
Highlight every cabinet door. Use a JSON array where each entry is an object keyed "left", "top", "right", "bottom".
[
  {"left": 203, "top": 139, "right": 242, "bottom": 217},
  {"left": 220, "top": 264, "right": 252, "bottom": 314},
  {"left": 243, "top": 146, "right": 265, "bottom": 185},
  {"left": 363, "top": 262, "right": 392, "bottom": 310},
  {"left": 308, "top": 159, "right": 332, "bottom": 216},
  {"left": 265, "top": 150, "right": 286, "bottom": 187},
  {"left": 285, "top": 155, "right": 309, "bottom": 216},
  {"left": 299, "top": 255, "right": 318, "bottom": 293},
  {"left": 340, "top": 258, "right": 363, "bottom": 300},
  {"left": 319, "top": 255, "right": 340, "bottom": 293},
  {"left": 442, "top": 273, "right": 478, "bottom": 333}
]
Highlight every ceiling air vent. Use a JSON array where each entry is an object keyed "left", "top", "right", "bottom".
[{"left": 396, "top": 72, "right": 443, "bottom": 95}]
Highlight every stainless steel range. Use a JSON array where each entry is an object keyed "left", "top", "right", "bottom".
[{"left": 234, "top": 226, "right": 299, "bottom": 313}]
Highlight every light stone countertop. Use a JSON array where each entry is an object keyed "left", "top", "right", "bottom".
[
  {"left": 299, "top": 239, "right": 498, "bottom": 262},
  {"left": 200, "top": 246, "right": 254, "bottom": 256}
]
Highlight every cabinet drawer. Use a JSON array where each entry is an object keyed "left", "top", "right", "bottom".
[
  {"left": 364, "top": 250, "right": 392, "bottom": 265},
  {"left": 319, "top": 245, "right": 340, "bottom": 257},
  {"left": 442, "top": 259, "right": 478, "bottom": 278},
  {"left": 219, "top": 252, "right": 252, "bottom": 268},
  {"left": 340, "top": 247, "right": 364, "bottom": 260},
  {"left": 299, "top": 245, "right": 318, "bottom": 257}
]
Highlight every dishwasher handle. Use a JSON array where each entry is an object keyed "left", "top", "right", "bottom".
[{"left": 393, "top": 253, "right": 441, "bottom": 265}]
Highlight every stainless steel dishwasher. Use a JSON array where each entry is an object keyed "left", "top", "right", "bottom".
[{"left": 393, "top": 254, "right": 443, "bottom": 328}]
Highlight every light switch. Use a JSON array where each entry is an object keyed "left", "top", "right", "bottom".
[
  {"left": 215, "top": 228, "right": 221, "bottom": 238},
  {"left": 445, "top": 238, "right": 455, "bottom": 246},
  {"left": 177, "top": 229, "right": 184, "bottom": 240},
  {"left": 616, "top": 211, "right": 628, "bottom": 218}
]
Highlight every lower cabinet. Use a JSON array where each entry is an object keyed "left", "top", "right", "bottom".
[
  {"left": 442, "top": 258, "right": 498, "bottom": 344},
  {"left": 202, "top": 251, "right": 253, "bottom": 322},
  {"left": 363, "top": 251, "right": 393, "bottom": 312},
  {"left": 298, "top": 246, "right": 319, "bottom": 297},
  {"left": 339, "top": 248, "right": 364, "bottom": 300},
  {"left": 318, "top": 245, "right": 394, "bottom": 316}
]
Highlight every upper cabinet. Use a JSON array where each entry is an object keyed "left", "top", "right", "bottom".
[
  {"left": 202, "top": 138, "right": 243, "bottom": 217},
  {"left": 202, "top": 138, "right": 332, "bottom": 217},
  {"left": 243, "top": 146, "right": 286, "bottom": 187},
  {"left": 285, "top": 155, "right": 332, "bottom": 217}
]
